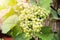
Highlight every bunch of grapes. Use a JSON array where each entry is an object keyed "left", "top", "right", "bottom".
[{"left": 14, "top": 3, "right": 49, "bottom": 37}]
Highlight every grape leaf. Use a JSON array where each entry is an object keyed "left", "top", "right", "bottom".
[
  {"left": 51, "top": 8, "right": 60, "bottom": 19},
  {"left": 0, "top": 8, "right": 9, "bottom": 18},
  {"left": 0, "top": 6, "right": 7, "bottom": 10},
  {"left": 14, "top": 33, "right": 30, "bottom": 40},
  {"left": 8, "top": 0, "right": 17, "bottom": 6},
  {"left": 0, "top": 0, "right": 17, "bottom": 11},
  {"left": 52, "top": 30, "right": 60, "bottom": 40},
  {"left": 58, "top": 9, "right": 60, "bottom": 16},
  {"left": 7, "top": 23, "right": 22, "bottom": 37},
  {"left": 38, "top": 27, "right": 54, "bottom": 40},
  {"left": 1, "top": 15, "right": 19, "bottom": 34},
  {"left": 30, "top": 0, "right": 52, "bottom": 12},
  {"left": 0, "top": 0, "right": 17, "bottom": 6},
  {"left": 39, "top": 0, "right": 52, "bottom": 11},
  {"left": 2, "top": 8, "right": 15, "bottom": 21}
]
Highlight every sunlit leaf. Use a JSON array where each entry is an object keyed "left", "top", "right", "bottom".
[
  {"left": 7, "top": 23, "right": 22, "bottom": 37},
  {"left": 0, "top": 6, "right": 7, "bottom": 10},
  {"left": 1, "top": 15, "right": 19, "bottom": 34},
  {"left": 2, "top": 7, "right": 15, "bottom": 21},
  {"left": 51, "top": 8, "right": 59, "bottom": 19},
  {"left": 8, "top": 0, "right": 17, "bottom": 6},
  {"left": 30, "top": 0, "right": 52, "bottom": 12},
  {"left": 14, "top": 33, "right": 30, "bottom": 40},
  {"left": 39, "top": 0, "right": 52, "bottom": 11},
  {"left": 0, "top": 0, "right": 17, "bottom": 6},
  {"left": 0, "top": 7, "right": 11, "bottom": 18},
  {"left": 58, "top": 9, "right": 60, "bottom": 16}
]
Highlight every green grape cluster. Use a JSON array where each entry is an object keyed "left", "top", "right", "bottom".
[{"left": 14, "top": 4, "right": 49, "bottom": 37}]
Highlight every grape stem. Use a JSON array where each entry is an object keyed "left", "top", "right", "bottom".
[{"left": 33, "top": 36, "right": 38, "bottom": 40}]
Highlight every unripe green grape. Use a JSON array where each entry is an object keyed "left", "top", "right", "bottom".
[
  {"left": 28, "top": 29, "right": 32, "bottom": 32},
  {"left": 25, "top": 33, "right": 30, "bottom": 37}
]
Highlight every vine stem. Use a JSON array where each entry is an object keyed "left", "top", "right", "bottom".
[{"left": 33, "top": 35, "right": 38, "bottom": 40}]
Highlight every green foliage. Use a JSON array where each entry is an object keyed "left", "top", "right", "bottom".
[
  {"left": 14, "top": 33, "right": 31, "bottom": 40},
  {"left": 2, "top": 8, "right": 15, "bottom": 21},
  {"left": 0, "top": 6, "right": 7, "bottom": 10},
  {"left": 30, "top": 0, "right": 52, "bottom": 11},
  {"left": 38, "top": 27, "right": 53, "bottom": 40},
  {"left": 8, "top": 0, "right": 17, "bottom": 6},
  {"left": 57, "top": 31, "right": 60, "bottom": 40},
  {"left": 58, "top": 9, "right": 60, "bottom": 16},
  {"left": 51, "top": 8, "right": 60, "bottom": 20},
  {"left": 52, "top": 30, "right": 60, "bottom": 40},
  {"left": 0, "top": 0, "right": 17, "bottom": 6},
  {"left": 1, "top": 15, "right": 19, "bottom": 34},
  {"left": 51, "top": 9, "right": 58, "bottom": 19},
  {"left": 7, "top": 22, "right": 22, "bottom": 37},
  {"left": 39, "top": 0, "right": 52, "bottom": 11}
]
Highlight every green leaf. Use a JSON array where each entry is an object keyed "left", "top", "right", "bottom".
[
  {"left": 0, "top": 6, "right": 7, "bottom": 10},
  {"left": 0, "top": 0, "right": 17, "bottom": 6},
  {"left": 14, "top": 33, "right": 30, "bottom": 40},
  {"left": 58, "top": 31, "right": 60, "bottom": 40},
  {"left": 7, "top": 23, "right": 22, "bottom": 37},
  {"left": 58, "top": 9, "right": 60, "bottom": 16},
  {"left": 41, "top": 27, "right": 52, "bottom": 34},
  {"left": 8, "top": 0, "right": 17, "bottom": 6},
  {"left": 39, "top": 0, "right": 52, "bottom": 11},
  {"left": 30, "top": 0, "right": 52, "bottom": 11},
  {"left": 52, "top": 30, "right": 60, "bottom": 40},
  {"left": 38, "top": 34, "right": 53, "bottom": 40},
  {"left": 0, "top": 0, "right": 17, "bottom": 11},
  {"left": 51, "top": 8, "right": 59, "bottom": 19},
  {"left": 1, "top": 15, "right": 19, "bottom": 34},
  {"left": 38, "top": 27, "right": 53, "bottom": 40},
  {"left": 2, "top": 8, "right": 15, "bottom": 21},
  {"left": 0, "top": 8, "right": 9, "bottom": 18}
]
